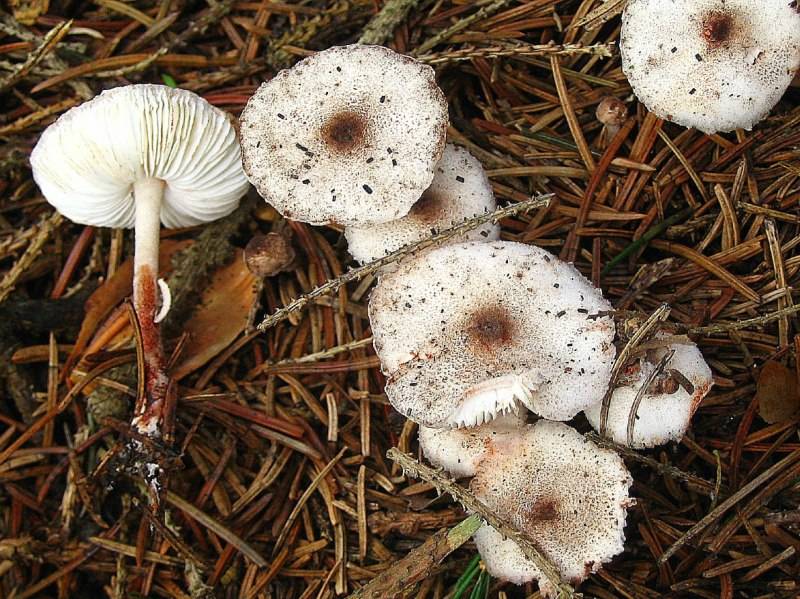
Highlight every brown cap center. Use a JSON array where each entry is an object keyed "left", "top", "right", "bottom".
[
  {"left": 320, "top": 110, "right": 368, "bottom": 154},
  {"left": 702, "top": 11, "right": 734, "bottom": 46},
  {"left": 409, "top": 189, "right": 445, "bottom": 224},
  {"left": 466, "top": 306, "right": 515, "bottom": 355},
  {"left": 522, "top": 497, "right": 560, "bottom": 523}
]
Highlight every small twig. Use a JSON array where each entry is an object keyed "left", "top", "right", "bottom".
[
  {"left": 358, "top": 0, "right": 423, "bottom": 45},
  {"left": 165, "top": 490, "right": 267, "bottom": 567},
  {"left": 257, "top": 195, "right": 551, "bottom": 331},
  {"left": 417, "top": 42, "right": 614, "bottom": 64},
  {"left": 688, "top": 304, "right": 800, "bottom": 335},
  {"left": 600, "top": 304, "right": 671, "bottom": 436},
  {"left": 569, "top": 0, "right": 627, "bottom": 31},
  {"left": 92, "top": 0, "right": 234, "bottom": 78},
  {"left": 387, "top": 448, "right": 574, "bottom": 598},
  {"left": 626, "top": 349, "right": 674, "bottom": 447},
  {"left": 601, "top": 206, "right": 694, "bottom": 275},
  {"left": 347, "top": 514, "right": 481, "bottom": 599},
  {"left": 267, "top": 0, "right": 359, "bottom": 68},
  {"left": 586, "top": 433, "right": 717, "bottom": 496},
  {"left": 413, "top": 0, "right": 513, "bottom": 55},
  {"left": 0, "top": 211, "right": 63, "bottom": 305},
  {"left": 658, "top": 448, "right": 800, "bottom": 564},
  {"left": 271, "top": 447, "right": 347, "bottom": 556},
  {"left": 0, "top": 19, "right": 72, "bottom": 93},
  {"left": 596, "top": 305, "right": 800, "bottom": 337}
]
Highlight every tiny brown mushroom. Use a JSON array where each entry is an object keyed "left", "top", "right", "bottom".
[
  {"left": 244, "top": 232, "right": 296, "bottom": 278},
  {"left": 595, "top": 96, "right": 628, "bottom": 145}
]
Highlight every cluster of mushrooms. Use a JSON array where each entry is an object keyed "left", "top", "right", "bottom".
[{"left": 27, "top": 0, "right": 800, "bottom": 594}]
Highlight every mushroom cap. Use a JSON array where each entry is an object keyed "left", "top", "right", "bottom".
[
  {"left": 369, "top": 241, "right": 616, "bottom": 428},
  {"left": 31, "top": 84, "right": 248, "bottom": 229},
  {"left": 344, "top": 144, "right": 499, "bottom": 264},
  {"left": 620, "top": 0, "right": 800, "bottom": 133},
  {"left": 239, "top": 44, "right": 448, "bottom": 227},
  {"left": 470, "top": 420, "right": 633, "bottom": 596},
  {"left": 584, "top": 335, "right": 714, "bottom": 448},
  {"left": 418, "top": 412, "right": 526, "bottom": 478}
]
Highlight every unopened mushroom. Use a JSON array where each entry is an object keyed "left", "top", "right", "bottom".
[
  {"left": 584, "top": 335, "right": 713, "bottom": 448},
  {"left": 244, "top": 232, "right": 296, "bottom": 277},
  {"left": 240, "top": 44, "right": 448, "bottom": 226},
  {"left": 470, "top": 420, "right": 633, "bottom": 597},
  {"left": 418, "top": 412, "right": 526, "bottom": 478},
  {"left": 31, "top": 84, "right": 248, "bottom": 438},
  {"left": 344, "top": 144, "right": 499, "bottom": 264},
  {"left": 620, "top": 0, "right": 800, "bottom": 133},
  {"left": 369, "top": 241, "right": 616, "bottom": 428},
  {"left": 595, "top": 96, "right": 628, "bottom": 144}
]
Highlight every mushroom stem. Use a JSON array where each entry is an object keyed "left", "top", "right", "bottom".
[{"left": 131, "top": 177, "right": 169, "bottom": 437}]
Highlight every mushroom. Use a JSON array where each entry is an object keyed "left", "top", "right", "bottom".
[
  {"left": 469, "top": 420, "right": 633, "bottom": 597},
  {"left": 584, "top": 335, "right": 713, "bottom": 448},
  {"left": 244, "top": 232, "right": 296, "bottom": 278},
  {"left": 418, "top": 411, "right": 526, "bottom": 478},
  {"left": 620, "top": 0, "right": 800, "bottom": 133},
  {"left": 369, "top": 241, "right": 616, "bottom": 428},
  {"left": 239, "top": 44, "right": 448, "bottom": 226},
  {"left": 595, "top": 96, "right": 628, "bottom": 145},
  {"left": 31, "top": 84, "right": 248, "bottom": 438},
  {"left": 344, "top": 144, "right": 499, "bottom": 264}
]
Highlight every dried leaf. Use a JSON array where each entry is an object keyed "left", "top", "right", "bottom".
[
  {"left": 756, "top": 361, "right": 800, "bottom": 424},
  {"left": 172, "top": 250, "right": 259, "bottom": 380}
]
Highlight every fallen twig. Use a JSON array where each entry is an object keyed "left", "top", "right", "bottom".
[
  {"left": 347, "top": 514, "right": 481, "bottom": 599},
  {"left": 258, "top": 194, "right": 551, "bottom": 331}
]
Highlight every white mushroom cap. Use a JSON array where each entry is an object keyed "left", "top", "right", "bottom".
[
  {"left": 470, "top": 420, "right": 633, "bottom": 597},
  {"left": 31, "top": 84, "right": 248, "bottom": 228},
  {"left": 240, "top": 44, "right": 448, "bottom": 226},
  {"left": 344, "top": 144, "right": 499, "bottom": 264},
  {"left": 620, "top": 0, "right": 800, "bottom": 133},
  {"left": 584, "top": 335, "right": 713, "bottom": 448},
  {"left": 369, "top": 241, "right": 616, "bottom": 428},
  {"left": 418, "top": 412, "right": 526, "bottom": 478}
]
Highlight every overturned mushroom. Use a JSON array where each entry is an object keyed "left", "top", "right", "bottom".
[
  {"left": 470, "top": 420, "right": 633, "bottom": 597},
  {"left": 418, "top": 412, "right": 526, "bottom": 478},
  {"left": 620, "top": 0, "right": 800, "bottom": 133},
  {"left": 31, "top": 84, "right": 248, "bottom": 444},
  {"left": 369, "top": 242, "right": 616, "bottom": 428},
  {"left": 240, "top": 44, "right": 448, "bottom": 226},
  {"left": 345, "top": 144, "right": 499, "bottom": 264},
  {"left": 584, "top": 335, "right": 713, "bottom": 448}
]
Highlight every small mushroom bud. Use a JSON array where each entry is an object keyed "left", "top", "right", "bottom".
[
  {"left": 244, "top": 232, "right": 296, "bottom": 277},
  {"left": 596, "top": 96, "right": 628, "bottom": 141}
]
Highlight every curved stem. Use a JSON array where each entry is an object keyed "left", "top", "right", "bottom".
[{"left": 131, "top": 177, "right": 168, "bottom": 437}]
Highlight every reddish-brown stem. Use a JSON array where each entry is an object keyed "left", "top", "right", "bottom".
[{"left": 131, "top": 263, "right": 170, "bottom": 437}]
